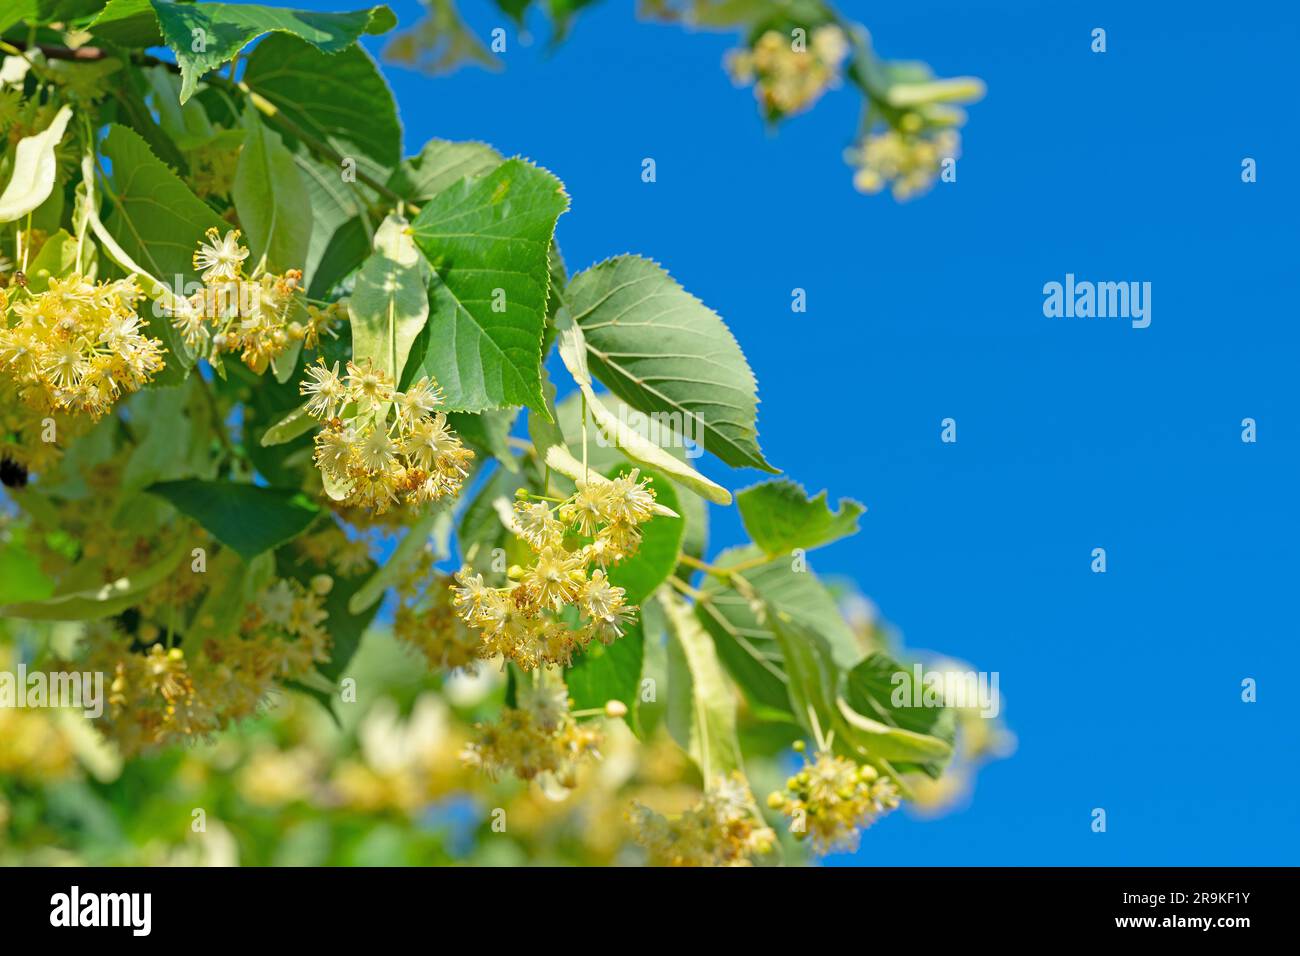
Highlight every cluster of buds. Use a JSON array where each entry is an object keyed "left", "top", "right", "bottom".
[
  {"left": 0, "top": 276, "right": 164, "bottom": 419},
  {"left": 725, "top": 25, "right": 850, "bottom": 117},
  {"left": 846, "top": 123, "right": 960, "bottom": 201},
  {"left": 301, "top": 359, "right": 472, "bottom": 514},
  {"left": 85, "top": 576, "right": 332, "bottom": 756},
  {"left": 767, "top": 744, "right": 901, "bottom": 853},
  {"left": 171, "top": 229, "right": 333, "bottom": 374},
  {"left": 394, "top": 552, "right": 482, "bottom": 673},
  {"left": 451, "top": 470, "right": 657, "bottom": 670},
  {"left": 630, "top": 773, "right": 776, "bottom": 866},
  {"left": 461, "top": 685, "right": 602, "bottom": 789}
]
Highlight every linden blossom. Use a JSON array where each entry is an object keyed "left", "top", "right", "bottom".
[
  {"left": 0, "top": 663, "right": 103, "bottom": 718},
  {"left": 1042, "top": 272, "right": 1152, "bottom": 329}
]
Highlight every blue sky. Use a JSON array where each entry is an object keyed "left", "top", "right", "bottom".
[{"left": 332, "top": 0, "right": 1298, "bottom": 864}]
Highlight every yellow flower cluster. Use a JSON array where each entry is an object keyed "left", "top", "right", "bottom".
[
  {"left": 302, "top": 359, "right": 472, "bottom": 513},
  {"left": 0, "top": 276, "right": 164, "bottom": 419},
  {"left": 394, "top": 552, "right": 482, "bottom": 673},
  {"left": 847, "top": 125, "right": 960, "bottom": 201},
  {"left": 630, "top": 773, "right": 776, "bottom": 866},
  {"left": 0, "top": 390, "right": 82, "bottom": 474},
  {"left": 85, "top": 576, "right": 332, "bottom": 756},
  {"left": 171, "top": 229, "right": 330, "bottom": 374},
  {"left": 726, "top": 26, "right": 849, "bottom": 116},
  {"left": 461, "top": 685, "right": 601, "bottom": 789},
  {"left": 451, "top": 472, "right": 656, "bottom": 670},
  {"left": 767, "top": 748, "right": 901, "bottom": 853}
]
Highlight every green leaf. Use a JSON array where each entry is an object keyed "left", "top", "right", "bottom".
[
  {"left": 88, "top": 0, "right": 163, "bottom": 47},
  {"left": 565, "top": 619, "right": 644, "bottom": 730},
  {"left": 37, "top": 1, "right": 114, "bottom": 23},
  {"left": 113, "top": 67, "right": 192, "bottom": 174},
  {"left": 604, "top": 469, "right": 683, "bottom": 605},
  {"left": 143, "top": 65, "right": 214, "bottom": 149},
  {"left": 118, "top": 386, "right": 192, "bottom": 502},
  {"left": 525, "top": 376, "right": 681, "bottom": 519},
  {"left": 0, "top": 2, "right": 36, "bottom": 35},
  {"left": 306, "top": 213, "right": 370, "bottom": 300},
  {"left": 695, "top": 547, "right": 858, "bottom": 715},
  {"left": 95, "top": 124, "right": 225, "bottom": 376},
  {"left": 144, "top": 2, "right": 399, "bottom": 104},
  {"left": 146, "top": 480, "right": 321, "bottom": 561},
  {"left": 24, "top": 228, "right": 86, "bottom": 293},
  {"left": 581, "top": 381, "right": 731, "bottom": 505},
  {"left": 492, "top": 0, "right": 532, "bottom": 29},
  {"left": 259, "top": 402, "right": 317, "bottom": 447},
  {"left": 0, "top": 538, "right": 55, "bottom": 606},
  {"left": 554, "top": 315, "right": 732, "bottom": 504},
  {"left": 271, "top": 316, "right": 307, "bottom": 383},
  {"left": 407, "top": 158, "right": 568, "bottom": 413},
  {"left": 737, "top": 479, "right": 864, "bottom": 556},
  {"left": 387, "top": 138, "right": 502, "bottom": 202},
  {"left": 553, "top": 392, "right": 706, "bottom": 549},
  {"left": 566, "top": 255, "right": 776, "bottom": 472},
  {"left": 636, "top": 596, "right": 669, "bottom": 737},
  {"left": 244, "top": 34, "right": 400, "bottom": 179},
  {"left": 0, "top": 105, "right": 72, "bottom": 223},
  {"left": 0, "top": 540, "right": 189, "bottom": 621},
  {"left": 767, "top": 611, "right": 952, "bottom": 769},
  {"left": 99, "top": 123, "right": 226, "bottom": 283},
  {"left": 764, "top": 610, "right": 839, "bottom": 743},
  {"left": 292, "top": 150, "right": 372, "bottom": 297},
  {"left": 661, "top": 589, "right": 744, "bottom": 779},
  {"left": 348, "top": 213, "right": 429, "bottom": 384},
  {"left": 844, "top": 652, "right": 957, "bottom": 775},
  {"left": 545, "top": 0, "right": 600, "bottom": 44},
  {"left": 234, "top": 106, "right": 313, "bottom": 273},
  {"left": 553, "top": 389, "right": 636, "bottom": 474}
]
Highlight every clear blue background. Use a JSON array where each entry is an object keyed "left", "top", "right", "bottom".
[{"left": 330, "top": 0, "right": 1295, "bottom": 864}]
